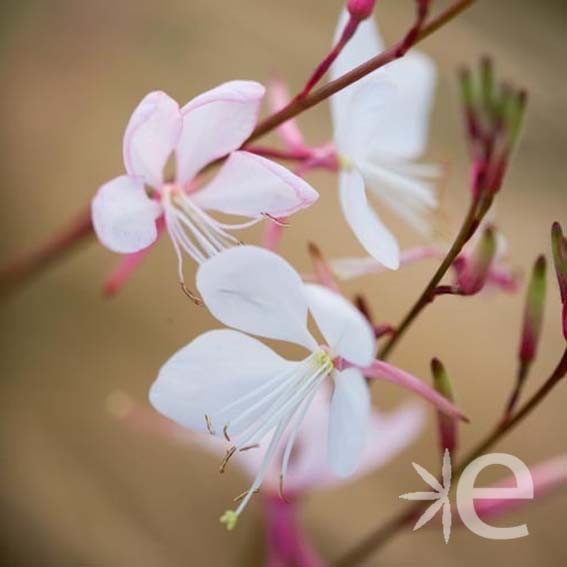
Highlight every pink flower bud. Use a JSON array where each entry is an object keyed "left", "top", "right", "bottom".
[
  {"left": 347, "top": 0, "right": 376, "bottom": 20},
  {"left": 519, "top": 255, "right": 547, "bottom": 364},
  {"left": 458, "top": 226, "right": 497, "bottom": 295},
  {"left": 431, "top": 358, "right": 458, "bottom": 455}
]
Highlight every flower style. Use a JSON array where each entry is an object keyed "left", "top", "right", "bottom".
[
  {"left": 149, "top": 246, "right": 465, "bottom": 529},
  {"left": 329, "top": 10, "right": 439, "bottom": 269},
  {"left": 91, "top": 82, "right": 318, "bottom": 288}
]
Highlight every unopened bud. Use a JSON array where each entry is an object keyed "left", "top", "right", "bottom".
[
  {"left": 459, "top": 226, "right": 497, "bottom": 294},
  {"left": 347, "top": 0, "right": 376, "bottom": 20},
  {"left": 551, "top": 222, "right": 567, "bottom": 340},
  {"left": 431, "top": 358, "right": 457, "bottom": 455},
  {"left": 519, "top": 256, "right": 547, "bottom": 364}
]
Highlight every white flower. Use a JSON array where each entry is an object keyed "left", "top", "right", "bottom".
[
  {"left": 330, "top": 10, "right": 439, "bottom": 270},
  {"left": 149, "top": 246, "right": 376, "bottom": 527},
  {"left": 91, "top": 83, "right": 318, "bottom": 284}
]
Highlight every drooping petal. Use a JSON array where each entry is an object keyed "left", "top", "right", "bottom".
[
  {"left": 329, "top": 9, "right": 383, "bottom": 131},
  {"left": 339, "top": 168, "right": 400, "bottom": 269},
  {"left": 122, "top": 91, "right": 181, "bottom": 188},
  {"left": 327, "top": 367, "right": 371, "bottom": 477},
  {"left": 303, "top": 284, "right": 375, "bottom": 366},
  {"left": 192, "top": 151, "right": 318, "bottom": 218},
  {"left": 175, "top": 81, "right": 265, "bottom": 186},
  {"left": 196, "top": 246, "right": 317, "bottom": 350},
  {"left": 149, "top": 329, "right": 298, "bottom": 434},
  {"left": 92, "top": 175, "right": 162, "bottom": 254}
]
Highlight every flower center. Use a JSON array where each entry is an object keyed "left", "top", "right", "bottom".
[
  {"left": 161, "top": 185, "right": 257, "bottom": 282},
  {"left": 214, "top": 348, "right": 334, "bottom": 529}
]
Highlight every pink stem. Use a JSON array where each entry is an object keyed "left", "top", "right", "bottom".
[
  {"left": 0, "top": 205, "right": 93, "bottom": 297},
  {"left": 264, "top": 495, "right": 324, "bottom": 567},
  {"left": 359, "top": 360, "right": 468, "bottom": 422}
]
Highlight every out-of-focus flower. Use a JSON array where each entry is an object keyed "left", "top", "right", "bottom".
[
  {"left": 108, "top": 388, "right": 424, "bottom": 566},
  {"left": 329, "top": 10, "right": 439, "bottom": 270},
  {"left": 91, "top": 83, "right": 318, "bottom": 290},
  {"left": 149, "top": 246, "right": 464, "bottom": 528}
]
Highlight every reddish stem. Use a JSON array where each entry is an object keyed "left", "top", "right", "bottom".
[{"left": 0, "top": 206, "right": 93, "bottom": 298}]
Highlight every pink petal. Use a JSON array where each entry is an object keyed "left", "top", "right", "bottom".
[
  {"left": 362, "top": 360, "right": 468, "bottom": 421},
  {"left": 175, "top": 81, "right": 265, "bottom": 186},
  {"left": 193, "top": 151, "right": 319, "bottom": 218},
  {"left": 123, "top": 91, "right": 181, "bottom": 188},
  {"left": 268, "top": 79, "right": 306, "bottom": 151}
]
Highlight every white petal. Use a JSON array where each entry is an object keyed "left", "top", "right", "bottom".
[
  {"left": 91, "top": 175, "right": 162, "bottom": 254},
  {"left": 359, "top": 158, "right": 437, "bottom": 234},
  {"left": 192, "top": 151, "right": 318, "bottom": 218},
  {"left": 149, "top": 329, "right": 296, "bottom": 434},
  {"left": 339, "top": 168, "right": 400, "bottom": 269},
  {"left": 122, "top": 91, "right": 181, "bottom": 188},
  {"left": 303, "top": 284, "right": 375, "bottom": 366},
  {"left": 327, "top": 368, "right": 371, "bottom": 477},
  {"left": 367, "top": 52, "right": 436, "bottom": 160},
  {"left": 175, "top": 81, "right": 265, "bottom": 186},
  {"left": 330, "top": 9, "right": 383, "bottom": 132},
  {"left": 196, "top": 246, "right": 317, "bottom": 350}
]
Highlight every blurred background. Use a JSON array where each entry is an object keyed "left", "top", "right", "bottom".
[{"left": 0, "top": 0, "right": 566, "bottom": 565}]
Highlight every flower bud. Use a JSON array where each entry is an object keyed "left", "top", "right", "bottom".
[
  {"left": 519, "top": 256, "right": 547, "bottom": 364},
  {"left": 551, "top": 222, "right": 567, "bottom": 340},
  {"left": 431, "top": 358, "right": 457, "bottom": 455},
  {"left": 347, "top": 0, "right": 376, "bottom": 20},
  {"left": 458, "top": 226, "right": 497, "bottom": 294}
]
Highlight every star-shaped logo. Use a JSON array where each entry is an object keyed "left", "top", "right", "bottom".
[{"left": 400, "top": 449, "right": 453, "bottom": 543}]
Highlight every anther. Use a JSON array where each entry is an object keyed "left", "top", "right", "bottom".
[
  {"left": 233, "top": 488, "right": 260, "bottom": 503},
  {"left": 204, "top": 414, "right": 215, "bottom": 436},
  {"left": 278, "top": 474, "right": 290, "bottom": 503},
  {"left": 223, "top": 424, "right": 231, "bottom": 442},
  {"left": 239, "top": 443, "right": 260, "bottom": 452},
  {"left": 219, "top": 446, "right": 236, "bottom": 474},
  {"left": 261, "top": 212, "right": 290, "bottom": 227},
  {"left": 180, "top": 282, "right": 203, "bottom": 306}
]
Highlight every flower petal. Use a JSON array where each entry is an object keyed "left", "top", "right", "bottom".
[
  {"left": 330, "top": 9, "right": 383, "bottom": 132},
  {"left": 123, "top": 91, "right": 181, "bottom": 188},
  {"left": 366, "top": 52, "right": 436, "bottom": 160},
  {"left": 303, "top": 284, "right": 375, "bottom": 366},
  {"left": 196, "top": 246, "right": 317, "bottom": 350},
  {"left": 175, "top": 81, "right": 265, "bottom": 186},
  {"left": 192, "top": 151, "right": 318, "bottom": 218},
  {"left": 149, "top": 329, "right": 297, "bottom": 434},
  {"left": 327, "top": 367, "right": 371, "bottom": 477},
  {"left": 92, "top": 175, "right": 162, "bottom": 254},
  {"left": 339, "top": 168, "right": 400, "bottom": 269}
]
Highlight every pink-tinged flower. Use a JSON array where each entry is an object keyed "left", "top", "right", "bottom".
[
  {"left": 149, "top": 246, "right": 465, "bottom": 528},
  {"left": 329, "top": 10, "right": 439, "bottom": 270},
  {"left": 91, "top": 82, "right": 318, "bottom": 287}
]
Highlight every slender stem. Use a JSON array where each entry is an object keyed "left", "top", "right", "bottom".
[
  {"left": 246, "top": 0, "right": 478, "bottom": 144},
  {"left": 333, "top": 346, "right": 567, "bottom": 566},
  {"left": 379, "top": 197, "right": 483, "bottom": 359},
  {"left": 0, "top": 205, "right": 93, "bottom": 298}
]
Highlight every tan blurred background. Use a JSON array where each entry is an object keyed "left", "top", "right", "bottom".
[{"left": 1, "top": 0, "right": 566, "bottom": 565}]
